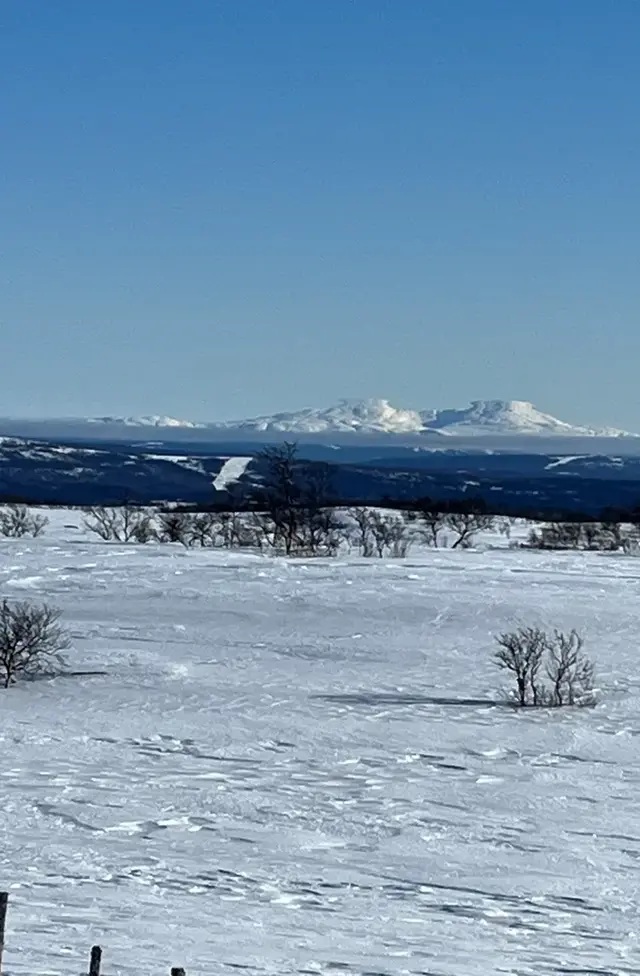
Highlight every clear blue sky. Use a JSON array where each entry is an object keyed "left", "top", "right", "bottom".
[{"left": 2, "top": 1, "right": 639, "bottom": 426}]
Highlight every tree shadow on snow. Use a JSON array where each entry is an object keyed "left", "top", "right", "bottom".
[{"left": 311, "top": 692, "right": 502, "bottom": 708}]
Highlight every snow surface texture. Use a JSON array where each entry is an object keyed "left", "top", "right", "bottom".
[
  {"left": 1, "top": 513, "right": 640, "bottom": 975},
  {"left": 82, "top": 399, "right": 637, "bottom": 437}
]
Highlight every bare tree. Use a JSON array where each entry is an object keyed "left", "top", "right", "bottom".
[
  {"left": 252, "top": 444, "right": 340, "bottom": 556},
  {"left": 0, "top": 599, "right": 70, "bottom": 688},
  {"left": 369, "top": 511, "right": 412, "bottom": 558},
  {"left": 345, "top": 508, "right": 411, "bottom": 558},
  {"left": 495, "top": 516, "right": 513, "bottom": 539},
  {"left": 347, "top": 507, "right": 376, "bottom": 557},
  {"left": 446, "top": 511, "right": 496, "bottom": 549},
  {"left": 295, "top": 464, "right": 343, "bottom": 556},
  {"left": 413, "top": 504, "right": 447, "bottom": 548},
  {"left": 600, "top": 521, "right": 625, "bottom": 551},
  {"left": 189, "top": 512, "right": 219, "bottom": 547},
  {"left": 254, "top": 442, "right": 301, "bottom": 555},
  {"left": 299, "top": 505, "right": 344, "bottom": 556},
  {"left": 248, "top": 511, "right": 278, "bottom": 552},
  {"left": 493, "top": 626, "right": 595, "bottom": 708},
  {"left": 622, "top": 525, "right": 640, "bottom": 554},
  {"left": 546, "top": 630, "right": 595, "bottom": 707},
  {"left": 494, "top": 626, "right": 547, "bottom": 707},
  {"left": 157, "top": 511, "right": 194, "bottom": 546},
  {"left": 84, "top": 505, "right": 155, "bottom": 543},
  {"left": 0, "top": 505, "right": 48, "bottom": 538},
  {"left": 215, "top": 511, "right": 261, "bottom": 549}
]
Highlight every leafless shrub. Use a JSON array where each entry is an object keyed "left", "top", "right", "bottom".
[
  {"left": 345, "top": 509, "right": 411, "bottom": 558},
  {"left": 347, "top": 507, "right": 376, "bottom": 557},
  {"left": 445, "top": 511, "right": 496, "bottom": 549},
  {"left": 295, "top": 507, "right": 344, "bottom": 556},
  {"left": 621, "top": 525, "right": 640, "bottom": 554},
  {"left": 493, "top": 626, "right": 595, "bottom": 708},
  {"left": 545, "top": 630, "right": 596, "bottom": 707},
  {"left": 216, "top": 511, "right": 262, "bottom": 549},
  {"left": 157, "top": 511, "right": 195, "bottom": 546},
  {"left": 495, "top": 516, "right": 513, "bottom": 538},
  {"left": 84, "top": 505, "right": 155, "bottom": 543},
  {"left": 248, "top": 511, "right": 278, "bottom": 552},
  {"left": 0, "top": 599, "right": 70, "bottom": 688},
  {"left": 526, "top": 521, "right": 626, "bottom": 552},
  {"left": 412, "top": 505, "right": 504, "bottom": 549},
  {"left": 494, "top": 626, "right": 548, "bottom": 707},
  {"left": 0, "top": 504, "right": 49, "bottom": 538},
  {"left": 189, "top": 512, "right": 219, "bottom": 547},
  {"left": 369, "top": 511, "right": 412, "bottom": 557},
  {"left": 416, "top": 508, "right": 448, "bottom": 548}
]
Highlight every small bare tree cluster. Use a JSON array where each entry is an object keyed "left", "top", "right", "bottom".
[
  {"left": 81, "top": 492, "right": 503, "bottom": 560},
  {"left": 446, "top": 511, "right": 497, "bottom": 549},
  {"left": 0, "top": 599, "right": 69, "bottom": 688},
  {"left": 346, "top": 508, "right": 412, "bottom": 558},
  {"left": 84, "top": 505, "right": 156, "bottom": 543},
  {"left": 183, "top": 511, "right": 258, "bottom": 549},
  {"left": 411, "top": 502, "right": 497, "bottom": 549},
  {"left": 0, "top": 504, "right": 48, "bottom": 538},
  {"left": 156, "top": 511, "right": 194, "bottom": 544},
  {"left": 493, "top": 626, "right": 595, "bottom": 708},
  {"left": 526, "top": 520, "right": 636, "bottom": 552}
]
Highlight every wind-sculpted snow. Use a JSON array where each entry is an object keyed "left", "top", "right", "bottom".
[{"left": 1, "top": 514, "right": 640, "bottom": 975}]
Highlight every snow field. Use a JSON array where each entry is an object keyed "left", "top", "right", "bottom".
[{"left": 0, "top": 511, "right": 639, "bottom": 975}]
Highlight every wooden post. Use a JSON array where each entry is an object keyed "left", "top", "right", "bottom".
[
  {"left": 0, "top": 892, "right": 8, "bottom": 976},
  {"left": 171, "top": 968, "right": 186, "bottom": 976},
  {"left": 89, "top": 945, "right": 102, "bottom": 976}
]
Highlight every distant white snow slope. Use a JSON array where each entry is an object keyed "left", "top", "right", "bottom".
[
  {"left": 216, "top": 398, "right": 636, "bottom": 437},
  {"left": 421, "top": 399, "right": 634, "bottom": 437},
  {"left": 216, "top": 398, "right": 429, "bottom": 434},
  {"left": 212, "top": 455, "right": 252, "bottom": 490},
  {"left": 6, "top": 398, "right": 636, "bottom": 438},
  {"left": 88, "top": 415, "right": 206, "bottom": 428}
]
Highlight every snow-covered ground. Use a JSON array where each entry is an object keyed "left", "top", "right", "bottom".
[{"left": 1, "top": 512, "right": 640, "bottom": 975}]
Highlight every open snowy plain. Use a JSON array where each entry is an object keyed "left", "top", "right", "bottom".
[{"left": 1, "top": 512, "right": 640, "bottom": 976}]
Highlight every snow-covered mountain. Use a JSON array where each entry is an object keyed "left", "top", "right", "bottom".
[
  {"left": 88, "top": 415, "right": 206, "bottom": 429},
  {"left": 420, "top": 400, "right": 635, "bottom": 438},
  {"left": 214, "top": 398, "right": 636, "bottom": 438},
  {"left": 217, "top": 399, "right": 428, "bottom": 434},
  {"left": 54, "top": 398, "right": 638, "bottom": 438}
]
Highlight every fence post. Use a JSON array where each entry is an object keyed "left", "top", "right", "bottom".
[
  {"left": 171, "top": 968, "right": 186, "bottom": 976},
  {"left": 0, "top": 892, "right": 8, "bottom": 976},
  {"left": 89, "top": 945, "right": 102, "bottom": 976}
]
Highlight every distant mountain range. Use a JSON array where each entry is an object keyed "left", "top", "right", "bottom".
[{"left": 86, "top": 399, "right": 637, "bottom": 438}]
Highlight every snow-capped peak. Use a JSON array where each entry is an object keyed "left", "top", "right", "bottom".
[
  {"left": 422, "top": 400, "right": 631, "bottom": 437},
  {"left": 221, "top": 398, "right": 427, "bottom": 434},
  {"left": 216, "top": 398, "right": 635, "bottom": 438},
  {"left": 77, "top": 399, "right": 636, "bottom": 437}
]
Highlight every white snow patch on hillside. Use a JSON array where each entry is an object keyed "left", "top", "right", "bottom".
[{"left": 213, "top": 456, "right": 252, "bottom": 490}]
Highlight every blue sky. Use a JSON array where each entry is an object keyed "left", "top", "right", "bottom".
[{"left": 2, "top": 1, "right": 639, "bottom": 426}]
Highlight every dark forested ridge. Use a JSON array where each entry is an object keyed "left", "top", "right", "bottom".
[{"left": 1, "top": 435, "right": 640, "bottom": 519}]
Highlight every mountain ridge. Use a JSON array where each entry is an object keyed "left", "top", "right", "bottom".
[{"left": 82, "top": 399, "right": 637, "bottom": 438}]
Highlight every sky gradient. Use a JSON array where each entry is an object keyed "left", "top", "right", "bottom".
[{"left": 2, "top": 0, "right": 639, "bottom": 427}]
